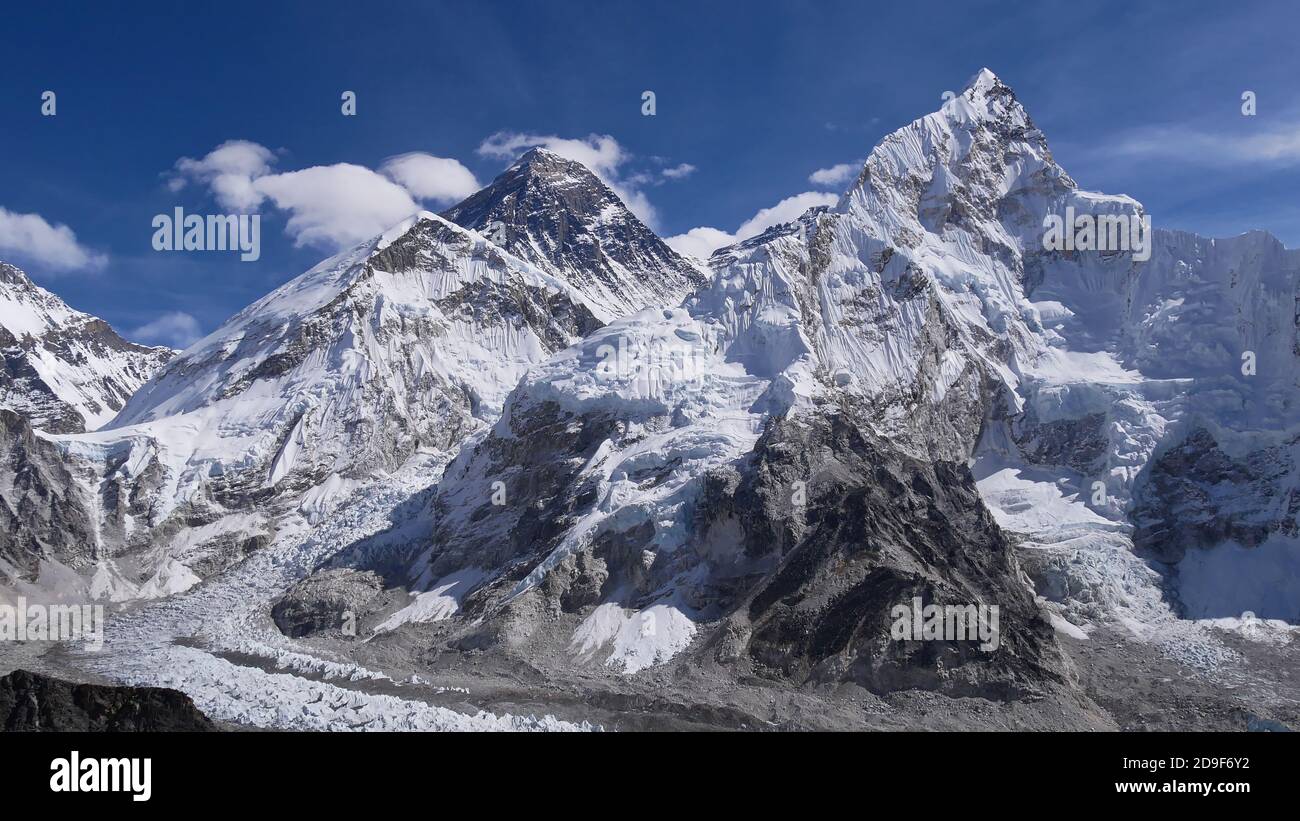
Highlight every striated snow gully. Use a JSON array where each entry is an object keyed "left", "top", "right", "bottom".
[{"left": 1, "top": 69, "right": 1296, "bottom": 730}]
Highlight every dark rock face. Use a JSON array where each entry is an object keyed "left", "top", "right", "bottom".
[
  {"left": 0, "top": 670, "right": 215, "bottom": 732},
  {"left": 0, "top": 405, "right": 193, "bottom": 585},
  {"left": 0, "top": 324, "right": 86, "bottom": 434},
  {"left": 0, "top": 262, "right": 186, "bottom": 587},
  {"left": 409, "top": 396, "right": 1068, "bottom": 700},
  {"left": 3, "top": 214, "right": 607, "bottom": 600},
  {"left": 442, "top": 148, "right": 705, "bottom": 314},
  {"left": 1132, "top": 427, "right": 1299, "bottom": 563},
  {"left": 0, "top": 409, "right": 97, "bottom": 578},
  {"left": 704, "top": 411, "right": 1068, "bottom": 699},
  {"left": 271, "top": 568, "right": 384, "bottom": 638},
  {"left": 432, "top": 270, "right": 603, "bottom": 353},
  {"left": 422, "top": 401, "right": 623, "bottom": 584},
  {"left": 1012, "top": 411, "right": 1108, "bottom": 475}
]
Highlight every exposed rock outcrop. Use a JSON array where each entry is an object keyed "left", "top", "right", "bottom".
[
  {"left": 0, "top": 669, "right": 215, "bottom": 731},
  {"left": 271, "top": 568, "right": 384, "bottom": 638}
]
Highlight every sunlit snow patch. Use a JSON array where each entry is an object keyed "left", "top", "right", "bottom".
[
  {"left": 569, "top": 600, "right": 698, "bottom": 674},
  {"left": 371, "top": 567, "right": 488, "bottom": 635}
]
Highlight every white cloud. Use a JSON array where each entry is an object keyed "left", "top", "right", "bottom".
[
  {"left": 379, "top": 153, "right": 480, "bottom": 205},
  {"left": 0, "top": 207, "right": 107, "bottom": 272},
  {"left": 173, "top": 140, "right": 275, "bottom": 211},
  {"left": 665, "top": 191, "right": 839, "bottom": 260},
  {"left": 661, "top": 163, "right": 696, "bottom": 180},
  {"left": 477, "top": 131, "right": 667, "bottom": 228},
  {"left": 735, "top": 192, "right": 840, "bottom": 238},
  {"left": 808, "top": 162, "right": 860, "bottom": 187},
  {"left": 617, "top": 190, "right": 659, "bottom": 227},
  {"left": 253, "top": 164, "right": 420, "bottom": 250},
  {"left": 170, "top": 135, "right": 702, "bottom": 253},
  {"left": 479, "top": 131, "right": 626, "bottom": 178},
  {"left": 130, "top": 311, "right": 202, "bottom": 349},
  {"left": 170, "top": 141, "right": 478, "bottom": 250},
  {"left": 662, "top": 226, "right": 735, "bottom": 260}
]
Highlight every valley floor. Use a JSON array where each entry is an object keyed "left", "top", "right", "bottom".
[{"left": 2, "top": 457, "right": 1296, "bottom": 732}]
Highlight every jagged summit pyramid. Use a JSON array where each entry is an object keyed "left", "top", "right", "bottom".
[{"left": 442, "top": 147, "right": 705, "bottom": 320}]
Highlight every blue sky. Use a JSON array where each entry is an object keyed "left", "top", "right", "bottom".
[{"left": 1, "top": 0, "right": 1298, "bottom": 347}]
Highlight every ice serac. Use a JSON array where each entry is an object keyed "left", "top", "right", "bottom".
[
  {"left": 2, "top": 212, "right": 603, "bottom": 603},
  {"left": 442, "top": 147, "right": 707, "bottom": 322},
  {"left": 0, "top": 261, "right": 172, "bottom": 434},
  {"left": 389, "top": 68, "right": 1298, "bottom": 695}
]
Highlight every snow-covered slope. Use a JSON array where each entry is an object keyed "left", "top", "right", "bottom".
[
  {"left": 3, "top": 211, "right": 608, "bottom": 602},
  {"left": 2, "top": 136, "right": 722, "bottom": 607},
  {"left": 112, "top": 211, "right": 600, "bottom": 436},
  {"left": 0, "top": 261, "right": 172, "bottom": 433},
  {"left": 384, "top": 69, "right": 1298, "bottom": 690},
  {"left": 442, "top": 148, "right": 706, "bottom": 321}
]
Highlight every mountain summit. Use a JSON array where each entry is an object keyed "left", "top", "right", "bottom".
[{"left": 442, "top": 148, "right": 705, "bottom": 320}]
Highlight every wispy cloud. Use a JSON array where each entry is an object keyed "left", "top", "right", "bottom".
[
  {"left": 130, "top": 310, "right": 202, "bottom": 349},
  {"left": 823, "top": 117, "right": 881, "bottom": 133},
  {"left": 808, "top": 161, "right": 861, "bottom": 187},
  {"left": 0, "top": 206, "right": 107, "bottom": 273},
  {"left": 479, "top": 131, "right": 626, "bottom": 177},
  {"left": 1105, "top": 120, "right": 1300, "bottom": 167},
  {"left": 171, "top": 135, "right": 694, "bottom": 250},
  {"left": 661, "top": 162, "right": 696, "bottom": 180}
]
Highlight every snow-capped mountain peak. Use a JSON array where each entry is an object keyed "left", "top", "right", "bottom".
[
  {"left": 441, "top": 148, "right": 705, "bottom": 321},
  {"left": 103, "top": 210, "right": 606, "bottom": 490},
  {"left": 0, "top": 261, "right": 172, "bottom": 433}
]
